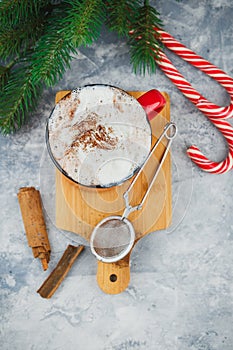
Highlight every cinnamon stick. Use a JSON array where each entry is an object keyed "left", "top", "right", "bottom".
[
  {"left": 37, "top": 245, "right": 84, "bottom": 298},
  {"left": 17, "top": 187, "right": 51, "bottom": 270}
]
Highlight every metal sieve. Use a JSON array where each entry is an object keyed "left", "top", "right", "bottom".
[{"left": 90, "top": 122, "right": 178, "bottom": 263}]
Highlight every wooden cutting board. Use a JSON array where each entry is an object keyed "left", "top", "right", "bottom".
[{"left": 55, "top": 90, "right": 171, "bottom": 294}]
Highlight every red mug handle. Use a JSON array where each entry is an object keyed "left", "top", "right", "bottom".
[{"left": 137, "top": 89, "right": 166, "bottom": 121}]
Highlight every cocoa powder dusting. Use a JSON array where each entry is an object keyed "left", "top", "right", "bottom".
[
  {"left": 66, "top": 112, "right": 118, "bottom": 151},
  {"left": 68, "top": 99, "right": 80, "bottom": 120},
  {"left": 69, "top": 108, "right": 75, "bottom": 119},
  {"left": 113, "top": 93, "right": 124, "bottom": 112},
  {"left": 72, "top": 113, "right": 98, "bottom": 134},
  {"left": 70, "top": 123, "right": 118, "bottom": 151}
]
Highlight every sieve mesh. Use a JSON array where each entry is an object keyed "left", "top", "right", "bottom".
[{"left": 91, "top": 217, "right": 135, "bottom": 261}]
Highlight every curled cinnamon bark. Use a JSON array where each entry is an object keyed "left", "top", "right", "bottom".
[{"left": 17, "top": 187, "right": 51, "bottom": 270}]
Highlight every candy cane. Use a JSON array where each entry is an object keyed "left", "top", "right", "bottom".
[
  {"left": 153, "top": 29, "right": 233, "bottom": 173},
  {"left": 187, "top": 119, "right": 233, "bottom": 174},
  {"left": 157, "top": 29, "right": 233, "bottom": 120}
]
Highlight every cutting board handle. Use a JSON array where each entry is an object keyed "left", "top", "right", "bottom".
[{"left": 96, "top": 253, "right": 131, "bottom": 294}]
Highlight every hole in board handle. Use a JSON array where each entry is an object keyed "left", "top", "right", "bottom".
[{"left": 110, "top": 274, "right": 117, "bottom": 282}]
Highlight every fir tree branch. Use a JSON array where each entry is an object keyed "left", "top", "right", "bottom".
[
  {"left": 0, "top": 66, "right": 10, "bottom": 91},
  {"left": 0, "top": 17, "right": 46, "bottom": 60},
  {"left": 0, "top": 66, "right": 42, "bottom": 134},
  {"left": 29, "top": 5, "right": 76, "bottom": 87},
  {"left": 30, "top": 0, "right": 106, "bottom": 87},
  {"left": 62, "top": 0, "right": 106, "bottom": 46},
  {"left": 30, "top": 36, "right": 76, "bottom": 87},
  {"left": 128, "top": 2, "right": 163, "bottom": 75},
  {"left": 0, "top": 59, "right": 20, "bottom": 92},
  {"left": 0, "top": 0, "right": 50, "bottom": 26},
  {"left": 105, "top": 0, "right": 140, "bottom": 36}
]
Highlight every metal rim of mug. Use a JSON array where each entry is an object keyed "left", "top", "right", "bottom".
[{"left": 45, "top": 83, "right": 152, "bottom": 189}]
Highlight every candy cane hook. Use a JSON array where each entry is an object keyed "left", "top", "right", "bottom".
[
  {"left": 154, "top": 29, "right": 233, "bottom": 173},
  {"left": 187, "top": 118, "right": 233, "bottom": 174}
]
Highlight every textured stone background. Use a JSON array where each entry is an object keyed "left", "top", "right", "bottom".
[{"left": 1, "top": 1, "right": 233, "bottom": 349}]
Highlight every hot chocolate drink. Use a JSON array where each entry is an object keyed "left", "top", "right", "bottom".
[{"left": 47, "top": 85, "right": 151, "bottom": 187}]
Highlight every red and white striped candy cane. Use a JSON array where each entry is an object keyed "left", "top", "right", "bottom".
[
  {"left": 154, "top": 29, "right": 233, "bottom": 173},
  {"left": 187, "top": 119, "right": 233, "bottom": 174},
  {"left": 157, "top": 29, "right": 233, "bottom": 120}
]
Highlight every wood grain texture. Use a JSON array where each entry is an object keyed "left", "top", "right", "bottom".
[{"left": 54, "top": 90, "right": 171, "bottom": 294}]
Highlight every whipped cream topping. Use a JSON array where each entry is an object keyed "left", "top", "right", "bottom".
[{"left": 48, "top": 85, "right": 151, "bottom": 187}]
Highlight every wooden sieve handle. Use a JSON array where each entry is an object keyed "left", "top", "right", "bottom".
[{"left": 96, "top": 253, "right": 131, "bottom": 294}]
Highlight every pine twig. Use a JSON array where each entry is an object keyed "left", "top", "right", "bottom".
[
  {"left": 0, "top": 0, "right": 50, "bottom": 26},
  {"left": 0, "top": 66, "right": 42, "bottom": 134},
  {"left": 0, "top": 18, "right": 46, "bottom": 60},
  {"left": 0, "top": 65, "right": 11, "bottom": 90},
  {"left": 105, "top": 0, "right": 140, "bottom": 36},
  {"left": 128, "top": 2, "right": 163, "bottom": 75},
  {"left": 61, "top": 0, "right": 106, "bottom": 47},
  {"left": 30, "top": 0, "right": 106, "bottom": 87}
]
